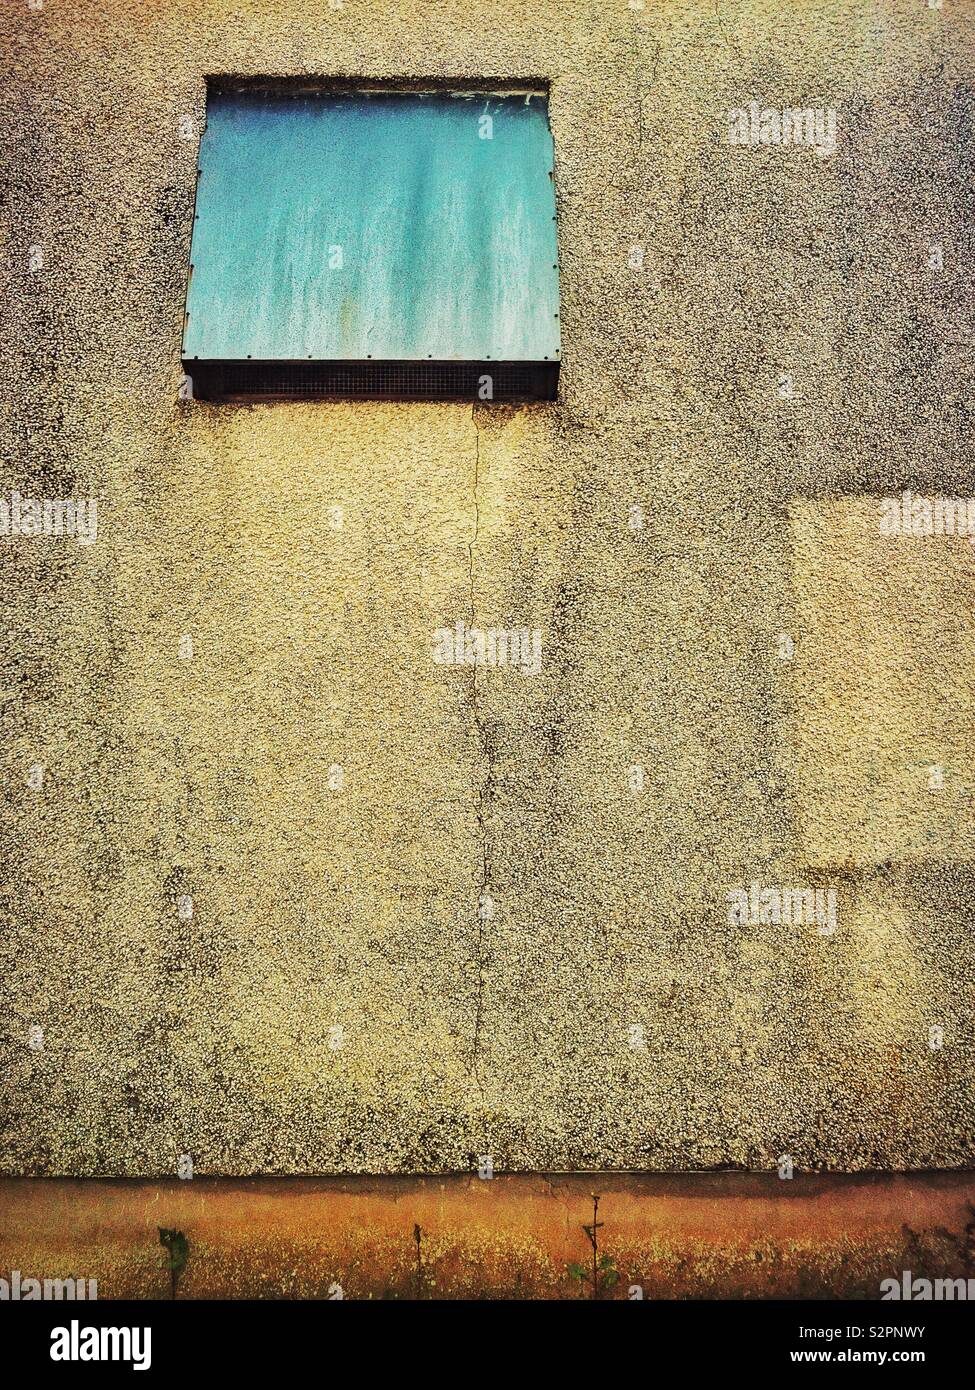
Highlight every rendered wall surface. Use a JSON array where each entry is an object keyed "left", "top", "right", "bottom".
[{"left": 2, "top": 0, "right": 975, "bottom": 1177}]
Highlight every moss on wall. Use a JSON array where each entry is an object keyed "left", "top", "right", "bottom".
[{"left": 1, "top": 0, "right": 974, "bottom": 1174}]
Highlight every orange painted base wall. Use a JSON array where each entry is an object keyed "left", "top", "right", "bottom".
[{"left": 1, "top": 1173, "right": 973, "bottom": 1300}]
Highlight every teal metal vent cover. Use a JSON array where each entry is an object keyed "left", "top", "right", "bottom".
[{"left": 182, "top": 86, "right": 561, "bottom": 401}]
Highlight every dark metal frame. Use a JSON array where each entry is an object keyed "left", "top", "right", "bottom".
[{"left": 184, "top": 359, "right": 560, "bottom": 402}]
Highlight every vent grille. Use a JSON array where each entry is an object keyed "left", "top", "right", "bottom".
[{"left": 186, "top": 360, "right": 559, "bottom": 402}]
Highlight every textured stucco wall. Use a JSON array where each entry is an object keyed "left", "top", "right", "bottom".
[{"left": 2, "top": 0, "right": 975, "bottom": 1176}]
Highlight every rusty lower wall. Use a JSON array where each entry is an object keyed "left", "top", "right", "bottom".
[{"left": 1, "top": 1173, "right": 974, "bottom": 1299}]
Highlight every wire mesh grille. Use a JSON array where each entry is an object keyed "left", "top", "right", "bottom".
[{"left": 188, "top": 360, "right": 559, "bottom": 402}]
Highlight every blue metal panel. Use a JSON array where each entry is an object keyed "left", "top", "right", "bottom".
[{"left": 182, "top": 91, "right": 560, "bottom": 363}]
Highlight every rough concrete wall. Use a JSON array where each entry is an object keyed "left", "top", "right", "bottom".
[{"left": 1, "top": 0, "right": 974, "bottom": 1176}]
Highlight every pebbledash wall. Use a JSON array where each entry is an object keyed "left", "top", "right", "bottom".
[{"left": 1, "top": 0, "right": 974, "bottom": 1181}]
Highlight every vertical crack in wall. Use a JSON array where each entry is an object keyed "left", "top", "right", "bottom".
[
  {"left": 629, "top": 16, "right": 661, "bottom": 158},
  {"left": 468, "top": 404, "right": 491, "bottom": 1104}
]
